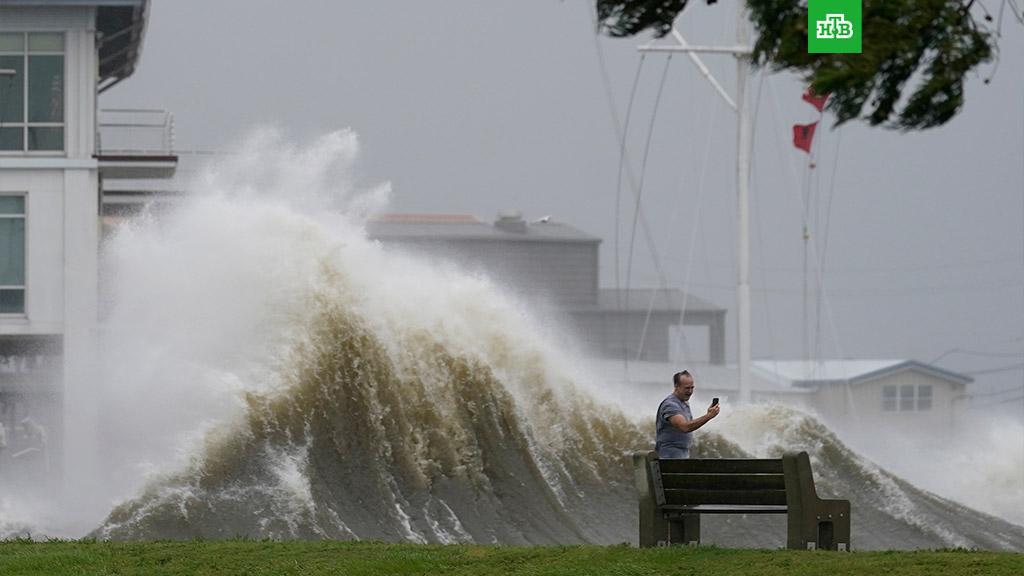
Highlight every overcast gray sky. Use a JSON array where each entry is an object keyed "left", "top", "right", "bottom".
[{"left": 102, "top": 1, "right": 1024, "bottom": 415}]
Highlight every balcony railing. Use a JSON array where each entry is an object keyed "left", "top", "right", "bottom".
[
  {"left": 95, "top": 108, "right": 177, "bottom": 179},
  {"left": 96, "top": 108, "right": 175, "bottom": 156}
]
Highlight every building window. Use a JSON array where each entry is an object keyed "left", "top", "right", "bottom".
[
  {"left": 882, "top": 385, "right": 897, "bottom": 412},
  {"left": 916, "top": 385, "right": 933, "bottom": 411},
  {"left": 882, "top": 383, "right": 934, "bottom": 412},
  {"left": 0, "top": 32, "right": 64, "bottom": 152},
  {"left": 0, "top": 196, "right": 25, "bottom": 313},
  {"left": 898, "top": 384, "right": 915, "bottom": 411}
]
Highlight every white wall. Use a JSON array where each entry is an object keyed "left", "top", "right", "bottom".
[
  {"left": 0, "top": 6, "right": 100, "bottom": 337},
  {"left": 0, "top": 6, "right": 102, "bottom": 489},
  {"left": 812, "top": 370, "right": 965, "bottom": 440},
  {"left": 0, "top": 169, "right": 65, "bottom": 333}
]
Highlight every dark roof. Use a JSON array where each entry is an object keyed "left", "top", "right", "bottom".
[
  {"left": 366, "top": 213, "right": 600, "bottom": 243},
  {"left": 96, "top": 0, "right": 148, "bottom": 89},
  {"left": 2, "top": 1, "right": 149, "bottom": 89}
]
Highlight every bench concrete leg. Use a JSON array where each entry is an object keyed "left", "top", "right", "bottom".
[
  {"left": 668, "top": 514, "right": 700, "bottom": 546},
  {"left": 787, "top": 501, "right": 851, "bottom": 550},
  {"left": 634, "top": 452, "right": 702, "bottom": 547},
  {"left": 823, "top": 499, "right": 851, "bottom": 551},
  {"left": 635, "top": 452, "right": 666, "bottom": 548}
]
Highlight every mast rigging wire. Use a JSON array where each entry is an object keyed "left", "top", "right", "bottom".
[{"left": 626, "top": 54, "right": 673, "bottom": 361}]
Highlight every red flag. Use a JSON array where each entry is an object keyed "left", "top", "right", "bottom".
[
  {"left": 793, "top": 121, "right": 818, "bottom": 153},
  {"left": 802, "top": 88, "right": 829, "bottom": 112}
]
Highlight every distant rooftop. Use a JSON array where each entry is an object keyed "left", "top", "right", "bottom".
[
  {"left": 366, "top": 212, "right": 600, "bottom": 243},
  {"left": 753, "top": 360, "right": 973, "bottom": 387},
  {"left": 2, "top": 0, "right": 149, "bottom": 89},
  {"left": 592, "top": 359, "right": 972, "bottom": 392}
]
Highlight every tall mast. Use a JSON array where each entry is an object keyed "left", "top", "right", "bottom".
[
  {"left": 735, "top": 3, "right": 753, "bottom": 404},
  {"left": 639, "top": 5, "right": 753, "bottom": 403}
]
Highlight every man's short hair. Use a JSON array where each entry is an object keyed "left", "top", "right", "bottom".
[{"left": 673, "top": 370, "right": 691, "bottom": 386}]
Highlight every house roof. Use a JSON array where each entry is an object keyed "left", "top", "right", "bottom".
[
  {"left": 752, "top": 360, "right": 973, "bottom": 387},
  {"left": 366, "top": 213, "right": 600, "bottom": 244},
  {"left": 1, "top": 0, "right": 149, "bottom": 89},
  {"left": 590, "top": 359, "right": 972, "bottom": 395}
]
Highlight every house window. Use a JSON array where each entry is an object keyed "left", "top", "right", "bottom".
[
  {"left": 917, "top": 385, "right": 933, "bottom": 411},
  {"left": 898, "top": 385, "right": 915, "bottom": 411},
  {"left": 0, "top": 196, "right": 26, "bottom": 313},
  {"left": 882, "top": 385, "right": 897, "bottom": 412},
  {"left": 882, "top": 383, "right": 934, "bottom": 412},
  {"left": 0, "top": 32, "right": 64, "bottom": 152}
]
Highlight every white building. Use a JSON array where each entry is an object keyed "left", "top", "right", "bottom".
[
  {"left": 0, "top": 0, "right": 172, "bottom": 487},
  {"left": 751, "top": 360, "right": 971, "bottom": 437}
]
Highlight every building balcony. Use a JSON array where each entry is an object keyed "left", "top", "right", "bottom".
[{"left": 96, "top": 108, "right": 177, "bottom": 179}]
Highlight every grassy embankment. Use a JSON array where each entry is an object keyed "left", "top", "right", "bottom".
[{"left": 0, "top": 540, "right": 1021, "bottom": 575}]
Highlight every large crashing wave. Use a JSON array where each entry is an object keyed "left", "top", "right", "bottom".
[
  {"left": 88, "top": 131, "right": 1022, "bottom": 550},
  {"left": 96, "top": 281, "right": 650, "bottom": 543}
]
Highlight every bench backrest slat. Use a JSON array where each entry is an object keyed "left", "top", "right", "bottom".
[
  {"left": 663, "top": 488, "right": 788, "bottom": 506},
  {"left": 660, "top": 473, "right": 786, "bottom": 491},
  {"left": 656, "top": 459, "right": 784, "bottom": 474}
]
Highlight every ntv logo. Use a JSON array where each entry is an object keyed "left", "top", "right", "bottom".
[
  {"left": 816, "top": 14, "right": 854, "bottom": 39},
  {"left": 807, "top": 0, "right": 861, "bottom": 53}
]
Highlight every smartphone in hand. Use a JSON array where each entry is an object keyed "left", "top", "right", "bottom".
[{"left": 711, "top": 397, "right": 719, "bottom": 407}]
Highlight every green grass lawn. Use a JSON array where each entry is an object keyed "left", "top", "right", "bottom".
[{"left": 0, "top": 540, "right": 1021, "bottom": 576}]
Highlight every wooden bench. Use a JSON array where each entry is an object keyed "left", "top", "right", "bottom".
[{"left": 633, "top": 450, "right": 851, "bottom": 550}]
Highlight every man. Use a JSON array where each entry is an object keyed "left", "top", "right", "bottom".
[{"left": 655, "top": 370, "right": 720, "bottom": 459}]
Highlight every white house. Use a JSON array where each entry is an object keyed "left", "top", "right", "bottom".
[
  {"left": 751, "top": 360, "right": 972, "bottom": 438},
  {"left": 0, "top": 0, "right": 172, "bottom": 488}
]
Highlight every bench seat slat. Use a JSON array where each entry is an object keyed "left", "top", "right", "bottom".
[
  {"left": 660, "top": 473, "right": 785, "bottom": 491},
  {"left": 661, "top": 504, "right": 789, "bottom": 515},
  {"left": 663, "top": 488, "right": 788, "bottom": 506},
  {"left": 657, "top": 458, "right": 784, "bottom": 474}
]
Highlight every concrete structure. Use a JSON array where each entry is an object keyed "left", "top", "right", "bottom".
[
  {"left": 572, "top": 288, "right": 725, "bottom": 363},
  {"left": 369, "top": 212, "right": 600, "bottom": 306},
  {"left": 0, "top": 0, "right": 172, "bottom": 487},
  {"left": 366, "top": 212, "right": 727, "bottom": 363}
]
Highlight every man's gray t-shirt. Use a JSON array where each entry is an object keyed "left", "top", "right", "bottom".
[{"left": 655, "top": 394, "right": 692, "bottom": 452}]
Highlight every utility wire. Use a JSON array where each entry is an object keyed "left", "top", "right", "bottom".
[
  {"left": 961, "top": 384, "right": 1024, "bottom": 397},
  {"left": 973, "top": 395, "right": 1024, "bottom": 407},
  {"left": 814, "top": 129, "right": 842, "bottom": 364},
  {"left": 749, "top": 70, "right": 779, "bottom": 366},
  {"left": 669, "top": 59, "right": 723, "bottom": 364},
  {"left": 628, "top": 54, "right": 673, "bottom": 361},
  {"left": 589, "top": 10, "right": 674, "bottom": 367},
  {"left": 963, "top": 363, "right": 1024, "bottom": 376},
  {"left": 613, "top": 55, "right": 647, "bottom": 316},
  {"left": 931, "top": 347, "right": 1024, "bottom": 363}
]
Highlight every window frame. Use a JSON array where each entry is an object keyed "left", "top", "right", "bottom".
[
  {"left": 916, "top": 384, "right": 933, "bottom": 411},
  {"left": 0, "top": 31, "right": 66, "bottom": 155},
  {"left": 882, "top": 382, "right": 935, "bottom": 412},
  {"left": 0, "top": 192, "right": 27, "bottom": 317},
  {"left": 882, "top": 385, "right": 898, "bottom": 412}
]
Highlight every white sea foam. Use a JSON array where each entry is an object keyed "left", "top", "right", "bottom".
[{"left": 849, "top": 417, "right": 1024, "bottom": 527}]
